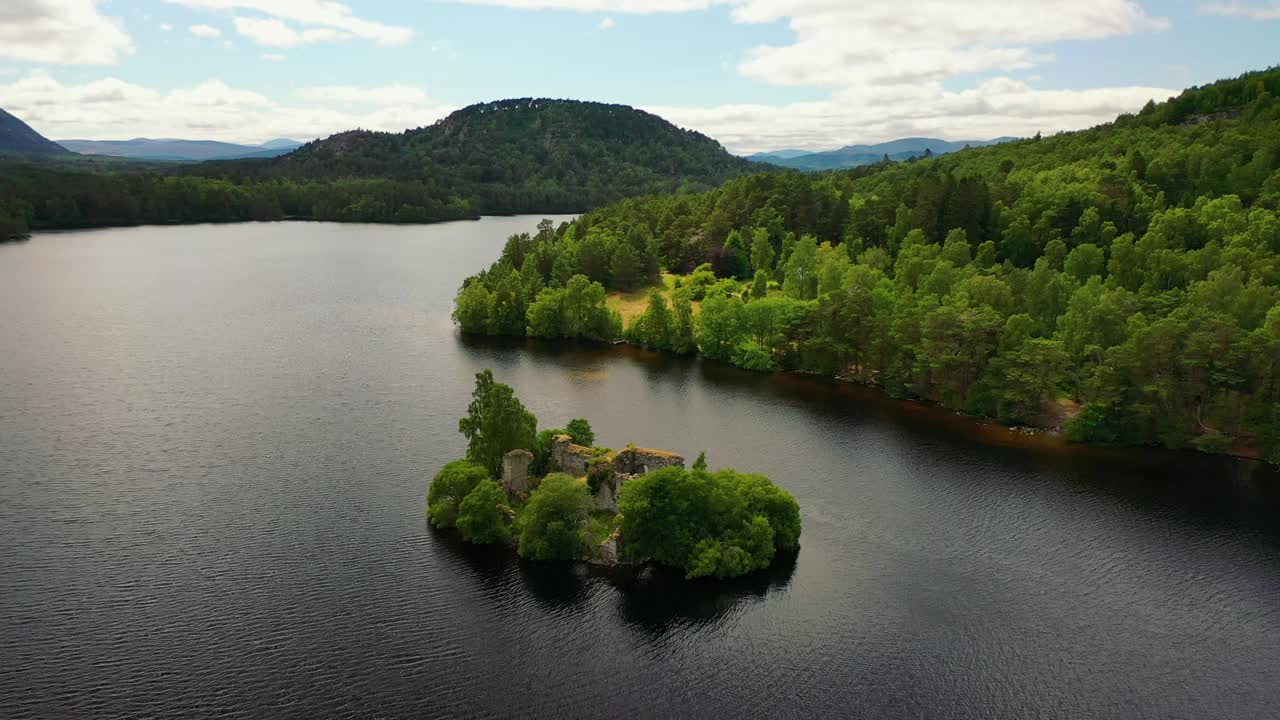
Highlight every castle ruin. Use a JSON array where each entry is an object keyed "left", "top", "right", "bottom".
[{"left": 500, "top": 436, "right": 686, "bottom": 514}]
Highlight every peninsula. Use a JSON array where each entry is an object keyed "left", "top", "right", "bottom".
[{"left": 451, "top": 69, "right": 1280, "bottom": 464}]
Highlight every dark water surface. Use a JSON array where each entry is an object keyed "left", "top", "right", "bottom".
[{"left": 2, "top": 219, "right": 1278, "bottom": 719}]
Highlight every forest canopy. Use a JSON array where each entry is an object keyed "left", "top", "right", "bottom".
[
  {"left": 452, "top": 68, "right": 1280, "bottom": 463},
  {"left": 0, "top": 99, "right": 752, "bottom": 237}
]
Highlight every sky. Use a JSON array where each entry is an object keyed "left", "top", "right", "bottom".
[{"left": 0, "top": 1, "right": 1276, "bottom": 154}]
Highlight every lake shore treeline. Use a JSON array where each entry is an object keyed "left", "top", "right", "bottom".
[{"left": 453, "top": 69, "right": 1280, "bottom": 463}]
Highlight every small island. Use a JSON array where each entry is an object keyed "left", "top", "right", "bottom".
[{"left": 427, "top": 370, "right": 801, "bottom": 579}]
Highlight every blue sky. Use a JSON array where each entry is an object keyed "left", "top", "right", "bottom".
[{"left": 1, "top": 1, "right": 1276, "bottom": 153}]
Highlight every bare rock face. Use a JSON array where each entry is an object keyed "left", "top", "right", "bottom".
[{"left": 501, "top": 449, "right": 533, "bottom": 497}]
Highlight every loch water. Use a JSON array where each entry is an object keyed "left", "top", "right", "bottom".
[{"left": 1, "top": 218, "right": 1278, "bottom": 719}]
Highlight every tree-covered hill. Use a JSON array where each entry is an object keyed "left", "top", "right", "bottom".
[
  {"left": 0, "top": 109, "right": 72, "bottom": 157},
  {"left": 200, "top": 98, "right": 754, "bottom": 214},
  {"left": 453, "top": 67, "right": 1280, "bottom": 461},
  {"left": 0, "top": 99, "right": 753, "bottom": 235}
]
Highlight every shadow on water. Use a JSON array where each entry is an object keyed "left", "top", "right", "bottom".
[
  {"left": 609, "top": 551, "right": 798, "bottom": 638},
  {"left": 517, "top": 561, "right": 594, "bottom": 611},
  {"left": 430, "top": 520, "right": 798, "bottom": 628},
  {"left": 429, "top": 523, "right": 595, "bottom": 612}
]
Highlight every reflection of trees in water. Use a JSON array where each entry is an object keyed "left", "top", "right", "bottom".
[
  {"left": 611, "top": 551, "right": 798, "bottom": 638},
  {"left": 430, "top": 523, "right": 596, "bottom": 612},
  {"left": 518, "top": 561, "right": 593, "bottom": 611},
  {"left": 429, "top": 524, "right": 799, "bottom": 631},
  {"left": 427, "top": 523, "right": 519, "bottom": 592}
]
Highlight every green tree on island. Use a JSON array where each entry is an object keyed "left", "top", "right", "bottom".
[
  {"left": 619, "top": 465, "right": 801, "bottom": 579},
  {"left": 426, "top": 460, "right": 490, "bottom": 528},
  {"left": 456, "top": 480, "right": 511, "bottom": 544},
  {"left": 458, "top": 370, "right": 538, "bottom": 477},
  {"left": 565, "top": 418, "right": 595, "bottom": 447},
  {"left": 518, "top": 474, "right": 591, "bottom": 561}
]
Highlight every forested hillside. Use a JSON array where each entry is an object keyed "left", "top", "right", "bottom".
[
  {"left": 454, "top": 68, "right": 1280, "bottom": 462},
  {"left": 205, "top": 98, "right": 752, "bottom": 213},
  {"left": 0, "top": 99, "right": 750, "bottom": 236}
]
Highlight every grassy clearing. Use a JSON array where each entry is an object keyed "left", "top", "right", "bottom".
[{"left": 606, "top": 273, "right": 705, "bottom": 326}]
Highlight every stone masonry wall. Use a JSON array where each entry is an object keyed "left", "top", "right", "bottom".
[
  {"left": 501, "top": 449, "right": 533, "bottom": 496},
  {"left": 551, "top": 434, "right": 592, "bottom": 477},
  {"left": 612, "top": 446, "right": 685, "bottom": 476}
]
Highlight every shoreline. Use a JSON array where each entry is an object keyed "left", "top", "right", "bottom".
[{"left": 467, "top": 330, "right": 1275, "bottom": 470}]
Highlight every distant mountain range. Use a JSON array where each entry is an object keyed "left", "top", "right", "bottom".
[
  {"left": 748, "top": 149, "right": 814, "bottom": 161},
  {"left": 56, "top": 138, "right": 305, "bottom": 161},
  {"left": 747, "top": 137, "right": 1019, "bottom": 171},
  {"left": 0, "top": 109, "right": 73, "bottom": 156}
]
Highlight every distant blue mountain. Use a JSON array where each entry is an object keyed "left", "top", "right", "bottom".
[
  {"left": 748, "top": 136, "right": 1019, "bottom": 171},
  {"left": 746, "top": 149, "right": 814, "bottom": 161},
  {"left": 56, "top": 137, "right": 305, "bottom": 161}
]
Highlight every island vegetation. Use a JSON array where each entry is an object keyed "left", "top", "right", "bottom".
[
  {"left": 453, "top": 68, "right": 1280, "bottom": 464},
  {"left": 427, "top": 370, "right": 802, "bottom": 579}
]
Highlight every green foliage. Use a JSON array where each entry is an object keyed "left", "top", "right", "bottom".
[
  {"left": 783, "top": 234, "right": 819, "bottom": 300},
  {"left": 625, "top": 289, "right": 674, "bottom": 349},
  {"left": 692, "top": 451, "right": 707, "bottom": 471},
  {"left": 457, "top": 481, "right": 511, "bottom": 544},
  {"left": 458, "top": 370, "right": 538, "bottom": 477},
  {"left": 518, "top": 474, "right": 591, "bottom": 561},
  {"left": 586, "top": 457, "right": 613, "bottom": 494},
  {"left": 618, "top": 466, "right": 801, "bottom": 578},
  {"left": 565, "top": 418, "right": 595, "bottom": 447},
  {"left": 1, "top": 101, "right": 756, "bottom": 232},
  {"left": 531, "top": 428, "right": 565, "bottom": 477},
  {"left": 723, "top": 229, "right": 752, "bottom": 278},
  {"left": 669, "top": 292, "right": 698, "bottom": 354},
  {"left": 426, "top": 460, "right": 490, "bottom": 529},
  {"left": 453, "top": 281, "right": 493, "bottom": 334},
  {"left": 750, "top": 227, "right": 776, "bottom": 274},
  {"left": 684, "top": 265, "right": 719, "bottom": 301},
  {"left": 524, "top": 274, "right": 618, "bottom": 340},
  {"left": 452, "top": 68, "right": 1280, "bottom": 460},
  {"left": 751, "top": 269, "right": 770, "bottom": 299}
]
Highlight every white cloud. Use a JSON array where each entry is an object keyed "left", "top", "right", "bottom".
[
  {"left": 599, "top": 16, "right": 616, "bottom": 29},
  {"left": 262, "top": 53, "right": 286, "bottom": 61},
  {"left": 161, "top": 23, "right": 174, "bottom": 31},
  {"left": 233, "top": 16, "right": 344, "bottom": 46},
  {"left": 451, "top": 0, "right": 715, "bottom": 8},
  {"left": 162, "top": 0, "right": 414, "bottom": 46},
  {"left": 295, "top": 85, "right": 431, "bottom": 106},
  {"left": 452, "top": 0, "right": 1165, "bottom": 89},
  {"left": 0, "top": 0, "right": 134, "bottom": 65},
  {"left": 649, "top": 79, "right": 1176, "bottom": 154},
  {"left": 2, "top": 71, "right": 448, "bottom": 143},
  {"left": 1199, "top": 1, "right": 1280, "bottom": 19},
  {"left": 447, "top": 0, "right": 1171, "bottom": 150},
  {"left": 190, "top": 23, "right": 222, "bottom": 37}
]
